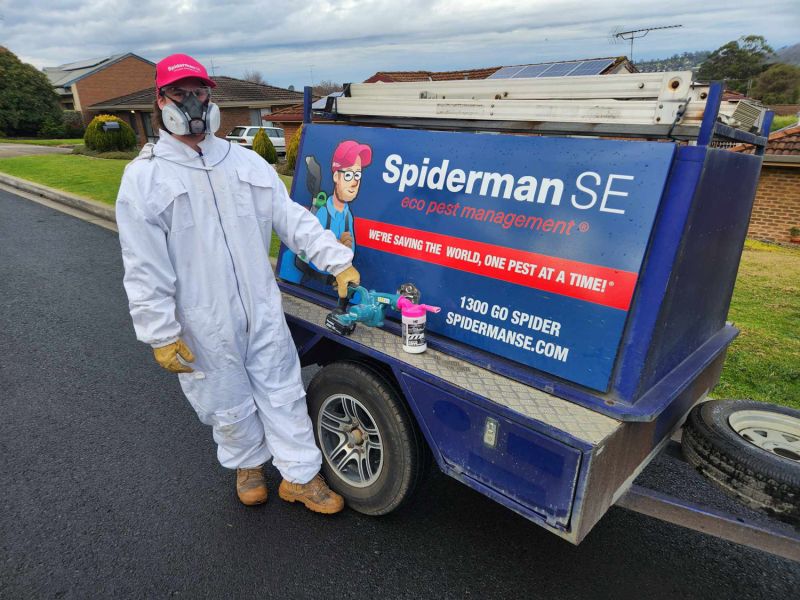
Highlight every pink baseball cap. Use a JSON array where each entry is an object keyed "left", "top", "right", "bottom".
[
  {"left": 331, "top": 140, "right": 372, "bottom": 172},
  {"left": 156, "top": 53, "right": 216, "bottom": 89}
]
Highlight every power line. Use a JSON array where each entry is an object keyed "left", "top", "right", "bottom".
[{"left": 613, "top": 24, "right": 683, "bottom": 63}]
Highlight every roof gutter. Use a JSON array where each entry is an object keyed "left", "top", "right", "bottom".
[
  {"left": 763, "top": 155, "right": 800, "bottom": 166},
  {"left": 89, "top": 103, "right": 152, "bottom": 111},
  {"left": 90, "top": 99, "right": 304, "bottom": 111},
  {"left": 219, "top": 100, "right": 302, "bottom": 108}
]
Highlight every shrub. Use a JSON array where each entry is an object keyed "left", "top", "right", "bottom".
[
  {"left": 84, "top": 114, "right": 136, "bottom": 152},
  {"left": 285, "top": 125, "right": 303, "bottom": 172},
  {"left": 252, "top": 128, "right": 277, "bottom": 163},
  {"left": 38, "top": 115, "right": 65, "bottom": 138},
  {"left": 63, "top": 111, "right": 85, "bottom": 138},
  {"left": 274, "top": 161, "right": 295, "bottom": 176}
]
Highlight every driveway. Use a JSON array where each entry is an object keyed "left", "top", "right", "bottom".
[{"left": 0, "top": 143, "right": 73, "bottom": 158}]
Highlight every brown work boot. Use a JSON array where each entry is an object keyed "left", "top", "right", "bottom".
[
  {"left": 278, "top": 473, "right": 345, "bottom": 514},
  {"left": 236, "top": 466, "right": 268, "bottom": 506}
]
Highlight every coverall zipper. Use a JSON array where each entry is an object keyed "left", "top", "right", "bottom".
[{"left": 200, "top": 152, "right": 250, "bottom": 334}]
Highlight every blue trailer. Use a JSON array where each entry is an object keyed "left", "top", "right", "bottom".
[{"left": 275, "top": 74, "right": 799, "bottom": 560}]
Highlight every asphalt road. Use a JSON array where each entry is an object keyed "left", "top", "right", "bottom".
[
  {"left": 0, "top": 143, "right": 72, "bottom": 158},
  {"left": 1, "top": 188, "right": 798, "bottom": 599}
]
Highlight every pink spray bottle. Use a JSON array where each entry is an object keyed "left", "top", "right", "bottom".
[{"left": 396, "top": 296, "right": 441, "bottom": 354}]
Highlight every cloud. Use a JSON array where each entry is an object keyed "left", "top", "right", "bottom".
[{"left": 3, "top": 0, "right": 798, "bottom": 87}]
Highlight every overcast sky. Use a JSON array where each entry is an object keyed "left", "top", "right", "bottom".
[{"left": 2, "top": 0, "right": 798, "bottom": 89}]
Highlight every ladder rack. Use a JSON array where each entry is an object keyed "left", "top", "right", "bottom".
[{"left": 311, "top": 72, "right": 771, "bottom": 148}]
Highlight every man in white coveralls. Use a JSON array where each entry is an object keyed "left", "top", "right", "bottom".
[{"left": 116, "top": 53, "right": 360, "bottom": 511}]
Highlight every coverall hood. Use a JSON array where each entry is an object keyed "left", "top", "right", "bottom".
[{"left": 154, "top": 129, "right": 231, "bottom": 168}]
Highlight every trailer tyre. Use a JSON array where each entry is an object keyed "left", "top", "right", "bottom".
[
  {"left": 682, "top": 399, "right": 800, "bottom": 525},
  {"left": 307, "top": 361, "right": 429, "bottom": 515}
]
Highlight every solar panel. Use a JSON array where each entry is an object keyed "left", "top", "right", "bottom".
[
  {"left": 487, "top": 59, "right": 617, "bottom": 80},
  {"left": 515, "top": 64, "right": 551, "bottom": 78},
  {"left": 539, "top": 62, "right": 580, "bottom": 77},
  {"left": 61, "top": 56, "right": 112, "bottom": 71},
  {"left": 488, "top": 66, "right": 527, "bottom": 79},
  {"left": 568, "top": 59, "right": 614, "bottom": 76}
]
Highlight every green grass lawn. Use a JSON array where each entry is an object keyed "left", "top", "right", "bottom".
[
  {"left": 0, "top": 138, "right": 83, "bottom": 146},
  {"left": 1, "top": 155, "right": 797, "bottom": 408},
  {"left": 0, "top": 155, "right": 294, "bottom": 210},
  {"left": 770, "top": 115, "right": 798, "bottom": 131},
  {"left": 0, "top": 154, "right": 126, "bottom": 204},
  {"left": 713, "top": 240, "right": 800, "bottom": 408}
]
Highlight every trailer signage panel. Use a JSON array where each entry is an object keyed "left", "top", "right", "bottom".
[{"left": 278, "top": 124, "right": 675, "bottom": 390}]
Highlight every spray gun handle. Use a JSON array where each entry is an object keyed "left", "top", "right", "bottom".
[{"left": 338, "top": 284, "right": 367, "bottom": 311}]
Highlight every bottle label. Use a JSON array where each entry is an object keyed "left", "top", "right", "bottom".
[{"left": 403, "top": 320, "right": 426, "bottom": 347}]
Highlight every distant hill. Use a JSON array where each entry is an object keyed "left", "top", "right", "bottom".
[
  {"left": 634, "top": 44, "right": 799, "bottom": 74},
  {"left": 634, "top": 51, "right": 710, "bottom": 73},
  {"left": 775, "top": 43, "right": 800, "bottom": 65}
]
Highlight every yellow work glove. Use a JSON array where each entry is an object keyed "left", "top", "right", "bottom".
[
  {"left": 334, "top": 265, "right": 361, "bottom": 298},
  {"left": 153, "top": 338, "right": 196, "bottom": 373}
]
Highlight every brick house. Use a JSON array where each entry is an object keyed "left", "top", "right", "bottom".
[
  {"left": 734, "top": 125, "right": 800, "bottom": 244},
  {"left": 260, "top": 104, "right": 308, "bottom": 143},
  {"left": 90, "top": 77, "right": 304, "bottom": 145},
  {"left": 43, "top": 53, "right": 155, "bottom": 123}
]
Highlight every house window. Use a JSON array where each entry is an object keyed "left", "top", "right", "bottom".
[{"left": 250, "top": 109, "right": 261, "bottom": 126}]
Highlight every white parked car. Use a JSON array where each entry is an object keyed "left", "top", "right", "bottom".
[{"left": 226, "top": 126, "right": 286, "bottom": 155}]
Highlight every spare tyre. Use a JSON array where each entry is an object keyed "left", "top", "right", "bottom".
[{"left": 682, "top": 399, "right": 800, "bottom": 525}]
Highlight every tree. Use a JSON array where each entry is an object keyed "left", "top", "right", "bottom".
[
  {"left": 752, "top": 63, "right": 800, "bottom": 104},
  {"left": 252, "top": 128, "right": 277, "bottom": 164},
  {"left": 697, "top": 35, "right": 775, "bottom": 93},
  {"left": 312, "top": 80, "right": 343, "bottom": 96},
  {"left": 0, "top": 46, "right": 62, "bottom": 136},
  {"left": 243, "top": 69, "right": 267, "bottom": 86}
]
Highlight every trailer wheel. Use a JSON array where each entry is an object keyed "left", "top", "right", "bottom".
[
  {"left": 307, "top": 361, "right": 429, "bottom": 515},
  {"left": 682, "top": 399, "right": 800, "bottom": 525}
]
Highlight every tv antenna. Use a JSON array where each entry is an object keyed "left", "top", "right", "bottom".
[{"left": 612, "top": 24, "right": 683, "bottom": 63}]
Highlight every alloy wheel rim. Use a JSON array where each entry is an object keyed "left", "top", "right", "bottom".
[{"left": 318, "top": 394, "right": 384, "bottom": 487}]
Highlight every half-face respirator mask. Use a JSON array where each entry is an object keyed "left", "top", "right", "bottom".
[{"left": 160, "top": 86, "right": 221, "bottom": 136}]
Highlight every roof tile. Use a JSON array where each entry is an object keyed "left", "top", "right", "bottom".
[
  {"left": 732, "top": 124, "right": 800, "bottom": 156},
  {"left": 90, "top": 76, "right": 304, "bottom": 109},
  {"left": 362, "top": 57, "right": 630, "bottom": 83}
]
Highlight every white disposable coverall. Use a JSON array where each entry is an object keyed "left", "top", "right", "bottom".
[{"left": 116, "top": 131, "right": 353, "bottom": 482}]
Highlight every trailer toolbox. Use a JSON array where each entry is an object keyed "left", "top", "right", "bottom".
[{"left": 274, "top": 73, "right": 799, "bottom": 558}]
